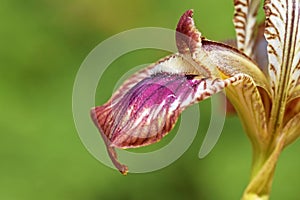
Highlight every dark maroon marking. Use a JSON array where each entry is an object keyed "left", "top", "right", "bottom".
[
  {"left": 185, "top": 74, "right": 198, "bottom": 80},
  {"left": 176, "top": 9, "right": 202, "bottom": 54}
]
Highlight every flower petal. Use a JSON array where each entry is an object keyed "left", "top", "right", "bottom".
[
  {"left": 91, "top": 53, "right": 250, "bottom": 173},
  {"left": 284, "top": 96, "right": 300, "bottom": 125},
  {"left": 91, "top": 10, "right": 273, "bottom": 174},
  {"left": 264, "top": 0, "right": 300, "bottom": 97},
  {"left": 253, "top": 23, "right": 269, "bottom": 74},
  {"left": 224, "top": 75, "right": 270, "bottom": 148},
  {"left": 177, "top": 9, "right": 270, "bottom": 148},
  {"left": 176, "top": 10, "right": 270, "bottom": 92},
  {"left": 233, "top": 0, "right": 261, "bottom": 57},
  {"left": 264, "top": 0, "right": 300, "bottom": 132},
  {"left": 288, "top": 83, "right": 300, "bottom": 101},
  {"left": 283, "top": 111, "right": 300, "bottom": 147},
  {"left": 289, "top": 13, "right": 300, "bottom": 98}
]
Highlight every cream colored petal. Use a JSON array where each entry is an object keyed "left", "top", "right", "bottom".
[
  {"left": 233, "top": 0, "right": 261, "bottom": 57},
  {"left": 290, "top": 1, "right": 300, "bottom": 95},
  {"left": 264, "top": 0, "right": 300, "bottom": 132},
  {"left": 264, "top": 0, "right": 300, "bottom": 96},
  {"left": 176, "top": 10, "right": 270, "bottom": 94},
  {"left": 289, "top": 3, "right": 300, "bottom": 98}
]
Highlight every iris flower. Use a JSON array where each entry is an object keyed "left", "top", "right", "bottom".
[{"left": 91, "top": 0, "right": 300, "bottom": 199}]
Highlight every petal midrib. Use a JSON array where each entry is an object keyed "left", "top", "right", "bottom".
[{"left": 268, "top": 0, "right": 298, "bottom": 135}]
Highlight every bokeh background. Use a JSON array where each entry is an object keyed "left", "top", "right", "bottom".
[{"left": 1, "top": 0, "right": 300, "bottom": 199}]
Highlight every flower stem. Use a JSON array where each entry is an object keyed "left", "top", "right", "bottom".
[{"left": 241, "top": 136, "right": 285, "bottom": 200}]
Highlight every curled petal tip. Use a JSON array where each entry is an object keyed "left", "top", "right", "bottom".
[
  {"left": 176, "top": 9, "right": 194, "bottom": 30},
  {"left": 91, "top": 107, "right": 129, "bottom": 175},
  {"left": 176, "top": 9, "right": 202, "bottom": 54}
]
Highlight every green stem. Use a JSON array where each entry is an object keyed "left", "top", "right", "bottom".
[
  {"left": 241, "top": 136, "right": 285, "bottom": 200},
  {"left": 250, "top": 148, "right": 267, "bottom": 179}
]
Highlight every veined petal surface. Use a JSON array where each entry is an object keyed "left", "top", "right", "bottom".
[
  {"left": 91, "top": 53, "right": 250, "bottom": 173},
  {"left": 233, "top": 0, "right": 261, "bottom": 57},
  {"left": 264, "top": 0, "right": 300, "bottom": 96},
  {"left": 264, "top": 0, "right": 300, "bottom": 132}
]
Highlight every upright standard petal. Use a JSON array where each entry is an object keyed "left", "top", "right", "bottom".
[
  {"left": 252, "top": 23, "right": 269, "bottom": 74},
  {"left": 264, "top": 0, "right": 300, "bottom": 132},
  {"left": 233, "top": 0, "right": 261, "bottom": 57},
  {"left": 286, "top": 1, "right": 300, "bottom": 98}
]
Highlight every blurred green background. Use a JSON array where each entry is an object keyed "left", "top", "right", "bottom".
[{"left": 1, "top": 0, "right": 300, "bottom": 199}]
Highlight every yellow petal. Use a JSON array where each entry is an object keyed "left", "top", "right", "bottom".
[
  {"left": 224, "top": 73, "right": 269, "bottom": 147},
  {"left": 283, "top": 111, "right": 300, "bottom": 146}
]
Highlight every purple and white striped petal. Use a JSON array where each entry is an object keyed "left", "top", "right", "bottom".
[{"left": 91, "top": 52, "right": 251, "bottom": 174}]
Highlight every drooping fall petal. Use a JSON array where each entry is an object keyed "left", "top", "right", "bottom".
[
  {"left": 92, "top": 54, "right": 203, "bottom": 149},
  {"left": 91, "top": 53, "right": 249, "bottom": 173}
]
